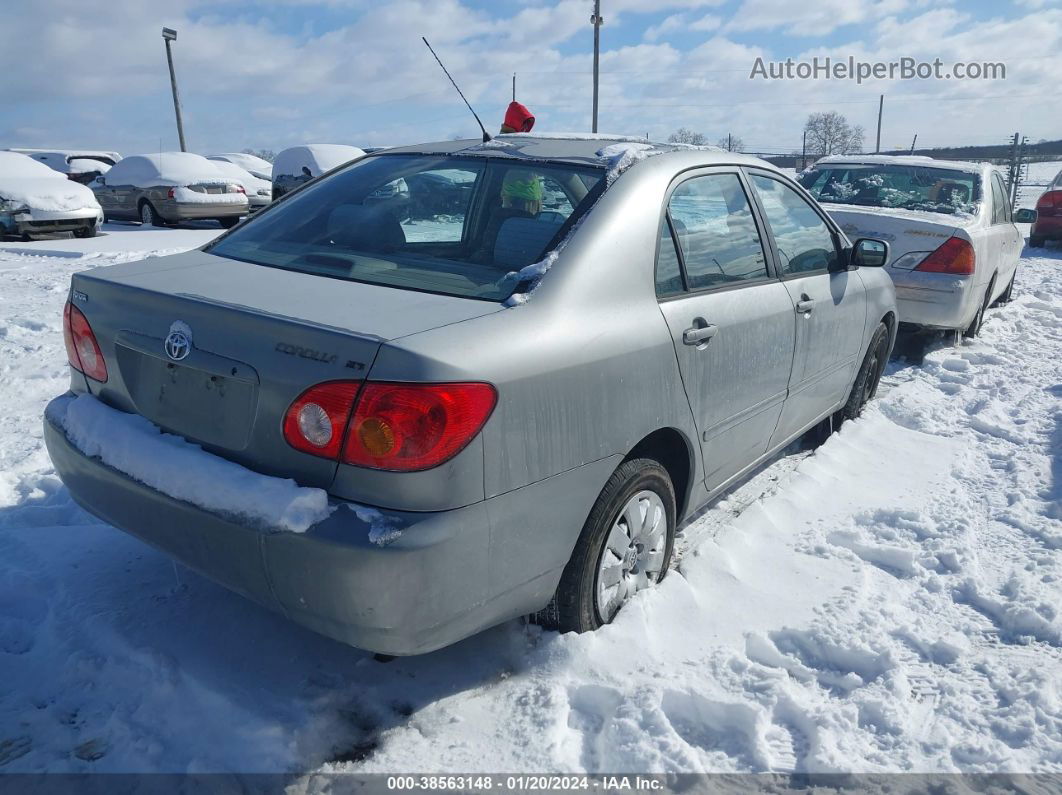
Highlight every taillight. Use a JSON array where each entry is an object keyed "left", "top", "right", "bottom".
[
  {"left": 342, "top": 382, "right": 497, "bottom": 471},
  {"left": 63, "top": 301, "right": 108, "bottom": 382},
  {"left": 1036, "top": 190, "right": 1062, "bottom": 217},
  {"left": 282, "top": 381, "right": 361, "bottom": 460},
  {"left": 915, "top": 236, "right": 975, "bottom": 276},
  {"left": 167, "top": 188, "right": 175, "bottom": 199},
  {"left": 282, "top": 381, "right": 497, "bottom": 471}
]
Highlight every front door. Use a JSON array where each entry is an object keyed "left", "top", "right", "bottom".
[
  {"left": 655, "top": 169, "right": 797, "bottom": 492},
  {"left": 746, "top": 170, "right": 867, "bottom": 443}
]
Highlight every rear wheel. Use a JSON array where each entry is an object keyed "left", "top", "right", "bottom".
[
  {"left": 963, "top": 277, "right": 995, "bottom": 339},
  {"left": 535, "top": 458, "right": 675, "bottom": 633},
  {"left": 1029, "top": 235, "right": 1046, "bottom": 248},
  {"left": 217, "top": 216, "right": 240, "bottom": 229},
  {"left": 840, "top": 322, "right": 889, "bottom": 422},
  {"left": 139, "top": 201, "right": 163, "bottom": 227},
  {"left": 73, "top": 225, "right": 96, "bottom": 239}
]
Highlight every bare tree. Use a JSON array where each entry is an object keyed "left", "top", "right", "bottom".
[
  {"left": 716, "top": 134, "right": 745, "bottom": 152},
  {"left": 668, "top": 127, "right": 707, "bottom": 146},
  {"left": 803, "top": 112, "right": 864, "bottom": 156}
]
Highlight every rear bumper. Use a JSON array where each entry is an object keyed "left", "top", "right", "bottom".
[
  {"left": 44, "top": 394, "right": 612, "bottom": 655},
  {"left": 887, "top": 267, "right": 977, "bottom": 330},
  {"left": 165, "top": 201, "right": 247, "bottom": 221},
  {"left": 1032, "top": 215, "right": 1062, "bottom": 240}
]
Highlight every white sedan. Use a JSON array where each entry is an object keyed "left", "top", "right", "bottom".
[
  {"left": 0, "top": 151, "right": 103, "bottom": 239},
  {"left": 800, "top": 155, "right": 1021, "bottom": 338}
]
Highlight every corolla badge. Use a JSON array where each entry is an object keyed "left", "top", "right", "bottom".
[{"left": 164, "top": 321, "right": 194, "bottom": 362}]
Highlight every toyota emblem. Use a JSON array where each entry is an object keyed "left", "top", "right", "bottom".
[{"left": 164, "top": 321, "right": 193, "bottom": 362}]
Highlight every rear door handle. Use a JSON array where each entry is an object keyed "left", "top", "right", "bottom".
[
  {"left": 683, "top": 320, "right": 718, "bottom": 346},
  {"left": 795, "top": 297, "right": 816, "bottom": 314}
]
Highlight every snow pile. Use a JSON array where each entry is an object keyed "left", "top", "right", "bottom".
[
  {"left": 171, "top": 186, "right": 248, "bottom": 206},
  {"left": 47, "top": 393, "right": 330, "bottom": 533},
  {"left": 0, "top": 152, "right": 101, "bottom": 213},
  {"left": 273, "top": 145, "right": 365, "bottom": 178}
]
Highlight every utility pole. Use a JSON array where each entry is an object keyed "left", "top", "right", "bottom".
[
  {"left": 727, "top": 133, "right": 732, "bottom": 152},
  {"left": 161, "top": 28, "right": 186, "bottom": 152},
  {"left": 909, "top": 134, "right": 917, "bottom": 154},
  {"left": 801, "top": 130, "right": 806, "bottom": 170},
  {"left": 512, "top": 73, "right": 516, "bottom": 102},
  {"left": 875, "top": 94, "right": 883, "bottom": 154},
  {"left": 591, "top": 0, "right": 603, "bottom": 133}
]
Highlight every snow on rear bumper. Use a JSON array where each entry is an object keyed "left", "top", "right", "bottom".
[
  {"left": 8, "top": 207, "right": 102, "bottom": 234},
  {"left": 42, "top": 393, "right": 503, "bottom": 656},
  {"left": 886, "top": 267, "right": 977, "bottom": 330}
]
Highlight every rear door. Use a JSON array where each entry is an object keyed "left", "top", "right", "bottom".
[
  {"left": 656, "top": 168, "right": 797, "bottom": 492},
  {"left": 746, "top": 170, "right": 867, "bottom": 443},
  {"left": 990, "top": 172, "right": 1021, "bottom": 295}
]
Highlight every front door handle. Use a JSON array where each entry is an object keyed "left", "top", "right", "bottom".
[
  {"left": 795, "top": 296, "right": 816, "bottom": 314},
  {"left": 683, "top": 320, "right": 718, "bottom": 346}
]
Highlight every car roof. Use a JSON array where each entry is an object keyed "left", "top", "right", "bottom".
[
  {"left": 813, "top": 154, "right": 987, "bottom": 174},
  {"left": 378, "top": 133, "right": 774, "bottom": 171}
]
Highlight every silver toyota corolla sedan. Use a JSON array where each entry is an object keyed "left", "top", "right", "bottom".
[{"left": 45, "top": 135, "right": 895, "bottom": 656}]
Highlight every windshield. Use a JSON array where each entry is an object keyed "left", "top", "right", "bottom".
[
  {"left": 799, "top": 163, "right": 982, "bottom": 216},
  {"left": 206, "top": 154, "right": 605, "bottom": 301}
]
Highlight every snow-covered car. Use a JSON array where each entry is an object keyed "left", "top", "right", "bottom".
[
  {"left": 1028, "top": 167, "right": 1062, "bottom": 248},
  {"left": 44, "top": 135, "right": 895, "bottom": 655},
  {"left": 207, "top": 153, "right": 273, "bottom": 182},
  {"left": 207, "top": 159, "right": 272, "bottom": 211},
  {"left": 801, "top": 155, "right": 1021, "bottom": 338},
  {"left": 8, "top": 149, "right": 121, "bottom": 185},
  {"left": 271, "top": 144, "right": 364, "bottom": 201},
  {"left": 91, "top": 152, "right": 248, "bottom": 228},
  {"left": 0, "top": 151, "right": 103, "bottom": 239}
]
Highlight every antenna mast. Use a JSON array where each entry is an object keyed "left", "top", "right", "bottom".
[{"left": 422, "top": 37, "right": 491, "bottom": 142}]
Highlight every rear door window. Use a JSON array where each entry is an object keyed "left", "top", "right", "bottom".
[
  {"left": 666, "top": 173, "right": 769, "bottom": 290},
  {"left": 991, "top": 174, "right": 1011, "bottom": 224}
]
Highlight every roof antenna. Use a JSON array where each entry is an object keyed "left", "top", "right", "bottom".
[{"left": 422, "top": 37, "right": 491, "bottom": 143}]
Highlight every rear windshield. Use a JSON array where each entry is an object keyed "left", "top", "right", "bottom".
[
  {"left": 206, "top": 154, "right": 605, "bottom": 301},
  {"left": 799, "top": 163, "right": 982, "bottom": 216}
]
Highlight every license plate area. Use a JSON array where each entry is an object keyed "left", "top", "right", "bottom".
[{"left": 115, "top": 343, "right": 258, "bottom": 450}]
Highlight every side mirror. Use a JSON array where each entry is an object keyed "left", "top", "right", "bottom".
[
  {"left": 1014, "top": 208, "right": 1037, "bottom": 224},
  {"left": 96, "top": 177, "right": 106, "bottom": 187},
  {"left": 852, "top": 238, "right": 888, "bottom": 268}
]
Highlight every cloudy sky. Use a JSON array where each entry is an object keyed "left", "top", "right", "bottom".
[{"left": 3, "top": 0, "right": 1059, "bottom": 157}]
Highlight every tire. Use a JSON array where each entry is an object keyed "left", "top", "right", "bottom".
[
  {"left": 1029, "top": 235, "right": 1046, "bottom": 248},
  {"left": 993, "top": 272, "right": 1016, "bottom": 306},
  {"left": 963, "top": 277, "right": 995, "bottom": 339},
  {"left": 73, "top": 225, "right": 96, "bottom": 239},
  {"left": 139, "top": 201, "right": 163, "bottom": 227},
  {"left": 217, "top": 216, "right": 240, "bottom": 229},
  {"left": 535, "top": 458, "right": 676, "bottom": 634},
  {"left": 840, "top": 322, "right": 889, "bottom": 422}
]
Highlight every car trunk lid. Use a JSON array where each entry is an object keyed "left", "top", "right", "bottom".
[
  {"left": 71, "top": 250, "right": 502, "bottom": 488},
  {"left": 824, "top": 204, "right": 974, "bottom": 269}
]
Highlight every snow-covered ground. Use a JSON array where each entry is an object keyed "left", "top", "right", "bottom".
[{"left": 0, "top": 222, "right": 1060, "bottom": 774}]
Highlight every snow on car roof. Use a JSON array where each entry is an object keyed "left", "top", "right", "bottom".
[
  {"left": 108, "top": 152, "right": 231, "bottom": 187},
  {"left": 380, "top": 133, "right": 770, "bottom": 173},
  {"left": 814, "top": 154, "right": 988, "bottom": 173},
  {"left": 0, "top": 150, "right": 66, "bottom": 179},
  {"left": 272, "top": 145, "right": 365, "bottom": 178}
]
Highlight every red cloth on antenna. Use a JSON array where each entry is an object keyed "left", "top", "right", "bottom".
[{"left": 501, "top": 101, "right": 535, "bottom": 133}]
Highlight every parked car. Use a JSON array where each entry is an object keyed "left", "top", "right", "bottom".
[
  {"left": 0, "top": 151, "right": 103, "bottom": 239},
  {"left": 1028, "top": 168, "right": 1062, "bottom": 248},
  {"left": 90, "top": 152, "right": 248, "bottom": 228},
  {"left": 801, "top": 155, "right": 1021, "bottom": 338},
  {"left": 44, "top": 135, "right": 894, "bottom": 655},
  {"left": 8, "top": 149, "right": 121, "bottom": 184},
  {"left": 271, "top": 144, "right": 364, "bottom": 200},
  {"left": 207, "top": 153, "right": 273, "bottom": 182},
  {"left": 207, "top": 159, "right": 272, "bottom": 211}
]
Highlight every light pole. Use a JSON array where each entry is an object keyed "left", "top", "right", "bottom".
[
  {"left": 161, "top": 27, "right": 187, "bottom": 152},
  {"left": 591, "top": 1, "right": 603, "bottom": 133}
]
